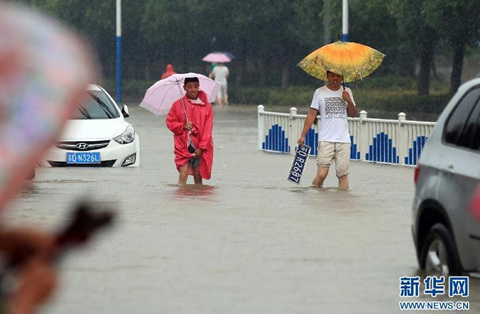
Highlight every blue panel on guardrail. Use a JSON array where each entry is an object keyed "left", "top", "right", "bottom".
[
  {"left": 262, "top": 124, "right": 290, "bottom": 153},
  {"left": 405, "top": 135, "right": 427, "bottom": 165},
  {"left": 366, "top": 132, "right": 399, "bottom": 164},
  {"left": 350, "top": 135, "right": 361, "bottom": 160},
  {"left": 305, "top": 128, "right": 318, "bottom": 156}
]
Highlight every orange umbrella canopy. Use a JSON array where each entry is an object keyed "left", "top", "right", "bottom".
[{"left": 298, "top": 41, "right": 385, "bottom": 83}]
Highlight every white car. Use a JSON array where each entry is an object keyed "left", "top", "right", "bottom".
[{"left": 39, "top": 85, "right": 140, "bottom": 167}]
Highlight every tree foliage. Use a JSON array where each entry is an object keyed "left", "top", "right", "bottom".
[
  {"left": 15, "top": 0, "right": 480, "bottom": 95},
  {"left": 424, "top": 0, "right": 480, "bottom": 92}
]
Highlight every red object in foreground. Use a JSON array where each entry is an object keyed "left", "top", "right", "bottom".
[
  {"left": 0, "top": 3, "right": 97, "bottom": 209},
  {"left": 470, "top": 186, "right": 480, "bottom": 222}
]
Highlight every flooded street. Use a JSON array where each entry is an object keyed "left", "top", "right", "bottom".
[{"left": 6, "top": 105, "right": 479, "bottom": 313}]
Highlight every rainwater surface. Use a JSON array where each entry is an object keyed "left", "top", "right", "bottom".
[{"left": 6, "top": 105, "right": 479, "bottom": 314}]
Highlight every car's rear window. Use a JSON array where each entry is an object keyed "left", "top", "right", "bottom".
[
  {"left": 444, "top": 86, "right": 480, "bottom": 149},
  {"left": 72, "top": 90, "right": 120, "bottom": 119}
]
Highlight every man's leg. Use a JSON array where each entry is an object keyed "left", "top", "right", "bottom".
[
  {"left": 216, "top": 89, "right": 224, "bottom": 108},
  {"left": 338, "top": 175, "right": 349, "bottom": 190},
  {"left": 193, "top": 170, "right": 203, "bottom": 185},
  {"left": 314, "top": 141, "right": 334, "bottom": 187},
  {"left": 192, "top": 157, "right": 202, "bottom": 185},
  {"left": 216, "top": 97, "right": 224, "bottom": 108},
  {"left": 224, "top": 85, "right": 229, "bottom": 106},
  {"left": 335, "top": 143, "right": 351, "bottom": 190},
  {"left": 312, "top": 166, "right": 329, "bottom": 187},
  {"left": 178, "top": 163, "right": 189, "bottom": 185}
]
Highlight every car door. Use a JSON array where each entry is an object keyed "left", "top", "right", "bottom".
[{"left": 438, "top": 85, "right": 480, "bottom": 272}]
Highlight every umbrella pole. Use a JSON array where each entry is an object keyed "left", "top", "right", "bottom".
[
  {"left": 181, "top": 97, "right": 189, "bottom": 122},
  {"left": 177, "top": 83, "right": 195, "bottom": 155},
  {"left": 176, "top": 83, "right": 189, "bottom": 122}
]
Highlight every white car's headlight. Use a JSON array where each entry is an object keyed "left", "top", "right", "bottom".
[{"left": 114, "top": 126, "right": 135, "bottom": 144}]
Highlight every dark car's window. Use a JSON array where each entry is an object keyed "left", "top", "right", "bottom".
[
  {"left": 444, "top": 87, "right": 480, "bottom": 146},
  {"left": 457, "top": 96, "right": 480, "bottom": 150},
  {"left": 72, "top": 90, "right": 120, "bottom": 119}
]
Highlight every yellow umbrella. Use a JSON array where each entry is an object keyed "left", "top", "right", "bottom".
[{"left": 298, "top": 41, "right": 385, "bottom": 83}]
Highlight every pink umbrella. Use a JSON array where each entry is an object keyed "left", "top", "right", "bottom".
[
  {"left": 202, "top": 52, "right": 232, "bottom": 63},
  {"left": 0, "top": 3, "right": 97, "bottom": 208},
  {"left": 139, "top": 73, "right": 222, "bottom": 115}
]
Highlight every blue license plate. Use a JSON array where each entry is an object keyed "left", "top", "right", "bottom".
[
  {"left": 287, "top": 145, "right": 311, "bottom": 184},
  {"left": 66, "top": 152, "right": 101, "bottom": 164}
]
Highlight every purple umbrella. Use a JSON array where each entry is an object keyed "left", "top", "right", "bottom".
[
  {"left": 139, "top": 72, "right": 222, "bottom": 116},
  {"left": 202, "top": 52, "right": 232, "bottom": 63}
]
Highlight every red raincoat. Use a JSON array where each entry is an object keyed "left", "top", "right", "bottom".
[
  {"left": 161, "top": 64, "right": 176, "bottom": 79},
  {"left": 166, "top": 91, "right": 214, "bottom": 180}
]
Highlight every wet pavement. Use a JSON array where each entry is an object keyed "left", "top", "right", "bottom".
[{"left": 5, "top": 105, "right": 479, "bottom": 313}]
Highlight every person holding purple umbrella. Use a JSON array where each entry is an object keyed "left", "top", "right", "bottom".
[
  {"left": 166, "top": 77, "right": 214, "bottom": 185},
  {"left": 209, "top": 62, "right": 229, "bottom": 107}
]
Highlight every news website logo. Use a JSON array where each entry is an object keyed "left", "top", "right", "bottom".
[{"left": 398, "top": 276, "right": 470, "bottom": 311}]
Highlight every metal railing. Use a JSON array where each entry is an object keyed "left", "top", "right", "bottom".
[{"left": 258, "top": 105, "right": 436, "bottom": 166}]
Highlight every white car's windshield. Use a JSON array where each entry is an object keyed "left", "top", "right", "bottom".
[{"left": 72, "top": 90, "right": 120, "bottom": 119}]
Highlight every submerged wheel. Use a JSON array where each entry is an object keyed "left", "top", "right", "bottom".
[{"left": 420, "top": 223, "right": 460, "bottom": 276}]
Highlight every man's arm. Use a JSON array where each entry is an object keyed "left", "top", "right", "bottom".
[
  {"left": 342, "top": 91, "right": 358, "bottom": 117},
  {"left": 297, "top": 108, "right": 318, "bottom": 145},
  {"left": 347, "top": 101, "right": 358, "bottom": 117}
]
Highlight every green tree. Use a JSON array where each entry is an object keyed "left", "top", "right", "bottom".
[
  {"left": 391, "top": 0, "right": 439, "bottom": 96},
  {"left": 424, "top": 0, "right": 480, "bottom": 93},
  {"left": 141, "top": 0, "right": 213, "bottom": 75},
  {"left": 348, "top": 0, "right": 413, "bottom": 77},
  {"left": 37, "top": 0, "right": 116, "bottom": 78}
]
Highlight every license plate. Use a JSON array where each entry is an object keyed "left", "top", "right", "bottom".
[
  {"left": 287, "top": 145, "right": 311, "bottom": 184},
  {"left": 66, "top": 152, "right": 101, "bottom": 164}
]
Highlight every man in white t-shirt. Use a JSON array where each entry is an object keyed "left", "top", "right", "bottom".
[
  {"left": 209, "top": 63, "right": 229, "bottom": 107},
  {"left": 297, "top": 71, "right": 358, "bottom": 190}
]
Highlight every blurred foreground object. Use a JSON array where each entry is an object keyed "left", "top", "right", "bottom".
[
  {"left": 0, "top": 3, "right": 97, "bottom": 209},
  {"left": 0, "top": 201, "right": 115, "bottom": 314},
  {"left": 471, "top": 186, "right": 480, "bottom": 222},
  {"left": 0, "top": 3, "right": 98, "bottom": 313}
]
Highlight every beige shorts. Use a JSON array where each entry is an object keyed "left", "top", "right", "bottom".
[
  {"left": 217, "top": 84, "right": 228, "bottom": 98},
  {"left": 316, "top": 141, "right": 351, "bottom": 178}
]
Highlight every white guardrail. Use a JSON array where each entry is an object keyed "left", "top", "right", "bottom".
[{"left": 257, "top": 105, "right": 436, "bottom": 166}]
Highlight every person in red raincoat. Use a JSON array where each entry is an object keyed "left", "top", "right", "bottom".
[
  {"left": 161, "top": 64, "right": 176, "bottom": 79},
  {"left": 166, "top": 77, "right": 214, "bottom": 185}
]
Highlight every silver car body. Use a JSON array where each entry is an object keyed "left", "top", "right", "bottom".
[{"left": 412, "top": 77, "right": 480, "bottom": 276}]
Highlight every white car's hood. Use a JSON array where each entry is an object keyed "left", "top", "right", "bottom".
[{"left": 59, "top": 118, "right": 129, "bottom": 141}]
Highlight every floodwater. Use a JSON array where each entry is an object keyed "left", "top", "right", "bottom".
[{"left": 5, "top": 105, "right": 479, "bottom": 313}]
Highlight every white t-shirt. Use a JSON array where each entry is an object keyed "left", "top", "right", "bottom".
[
  {"left": 310, "top": 85, "right": 356, "bottom": 143},
  {"left": 211, "top": 65, "right": 229, "bottom": 85}
]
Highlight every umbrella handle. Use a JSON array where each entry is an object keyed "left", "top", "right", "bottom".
[{"left": 177, "top": 84, "right": 189, "bottom": 122}]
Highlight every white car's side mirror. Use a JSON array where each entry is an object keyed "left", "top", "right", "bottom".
[{"left": 122, "top": 105, "right": 130, "bottom": 118}]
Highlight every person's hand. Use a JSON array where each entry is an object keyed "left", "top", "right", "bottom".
[
  {"left": 297, "top": 136, "right": 305, "bottom": 146},
  {"left": 183, "top": 121, "right": 193, "bottom": 130},
  {"left": 0, "top": 228, "right": 58, "bottom": 314},
  {"left": 193, "top": 148, "right": 203, "bottom": 158},
  {"left": 7, "top": 257, "right": 57, "bottom": 314},
  {"left": 0, "top": 228, "right": 56, "bottom": 264},
  {"left": 342, "top": 91, "right": 353, "bottom": 105}
]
